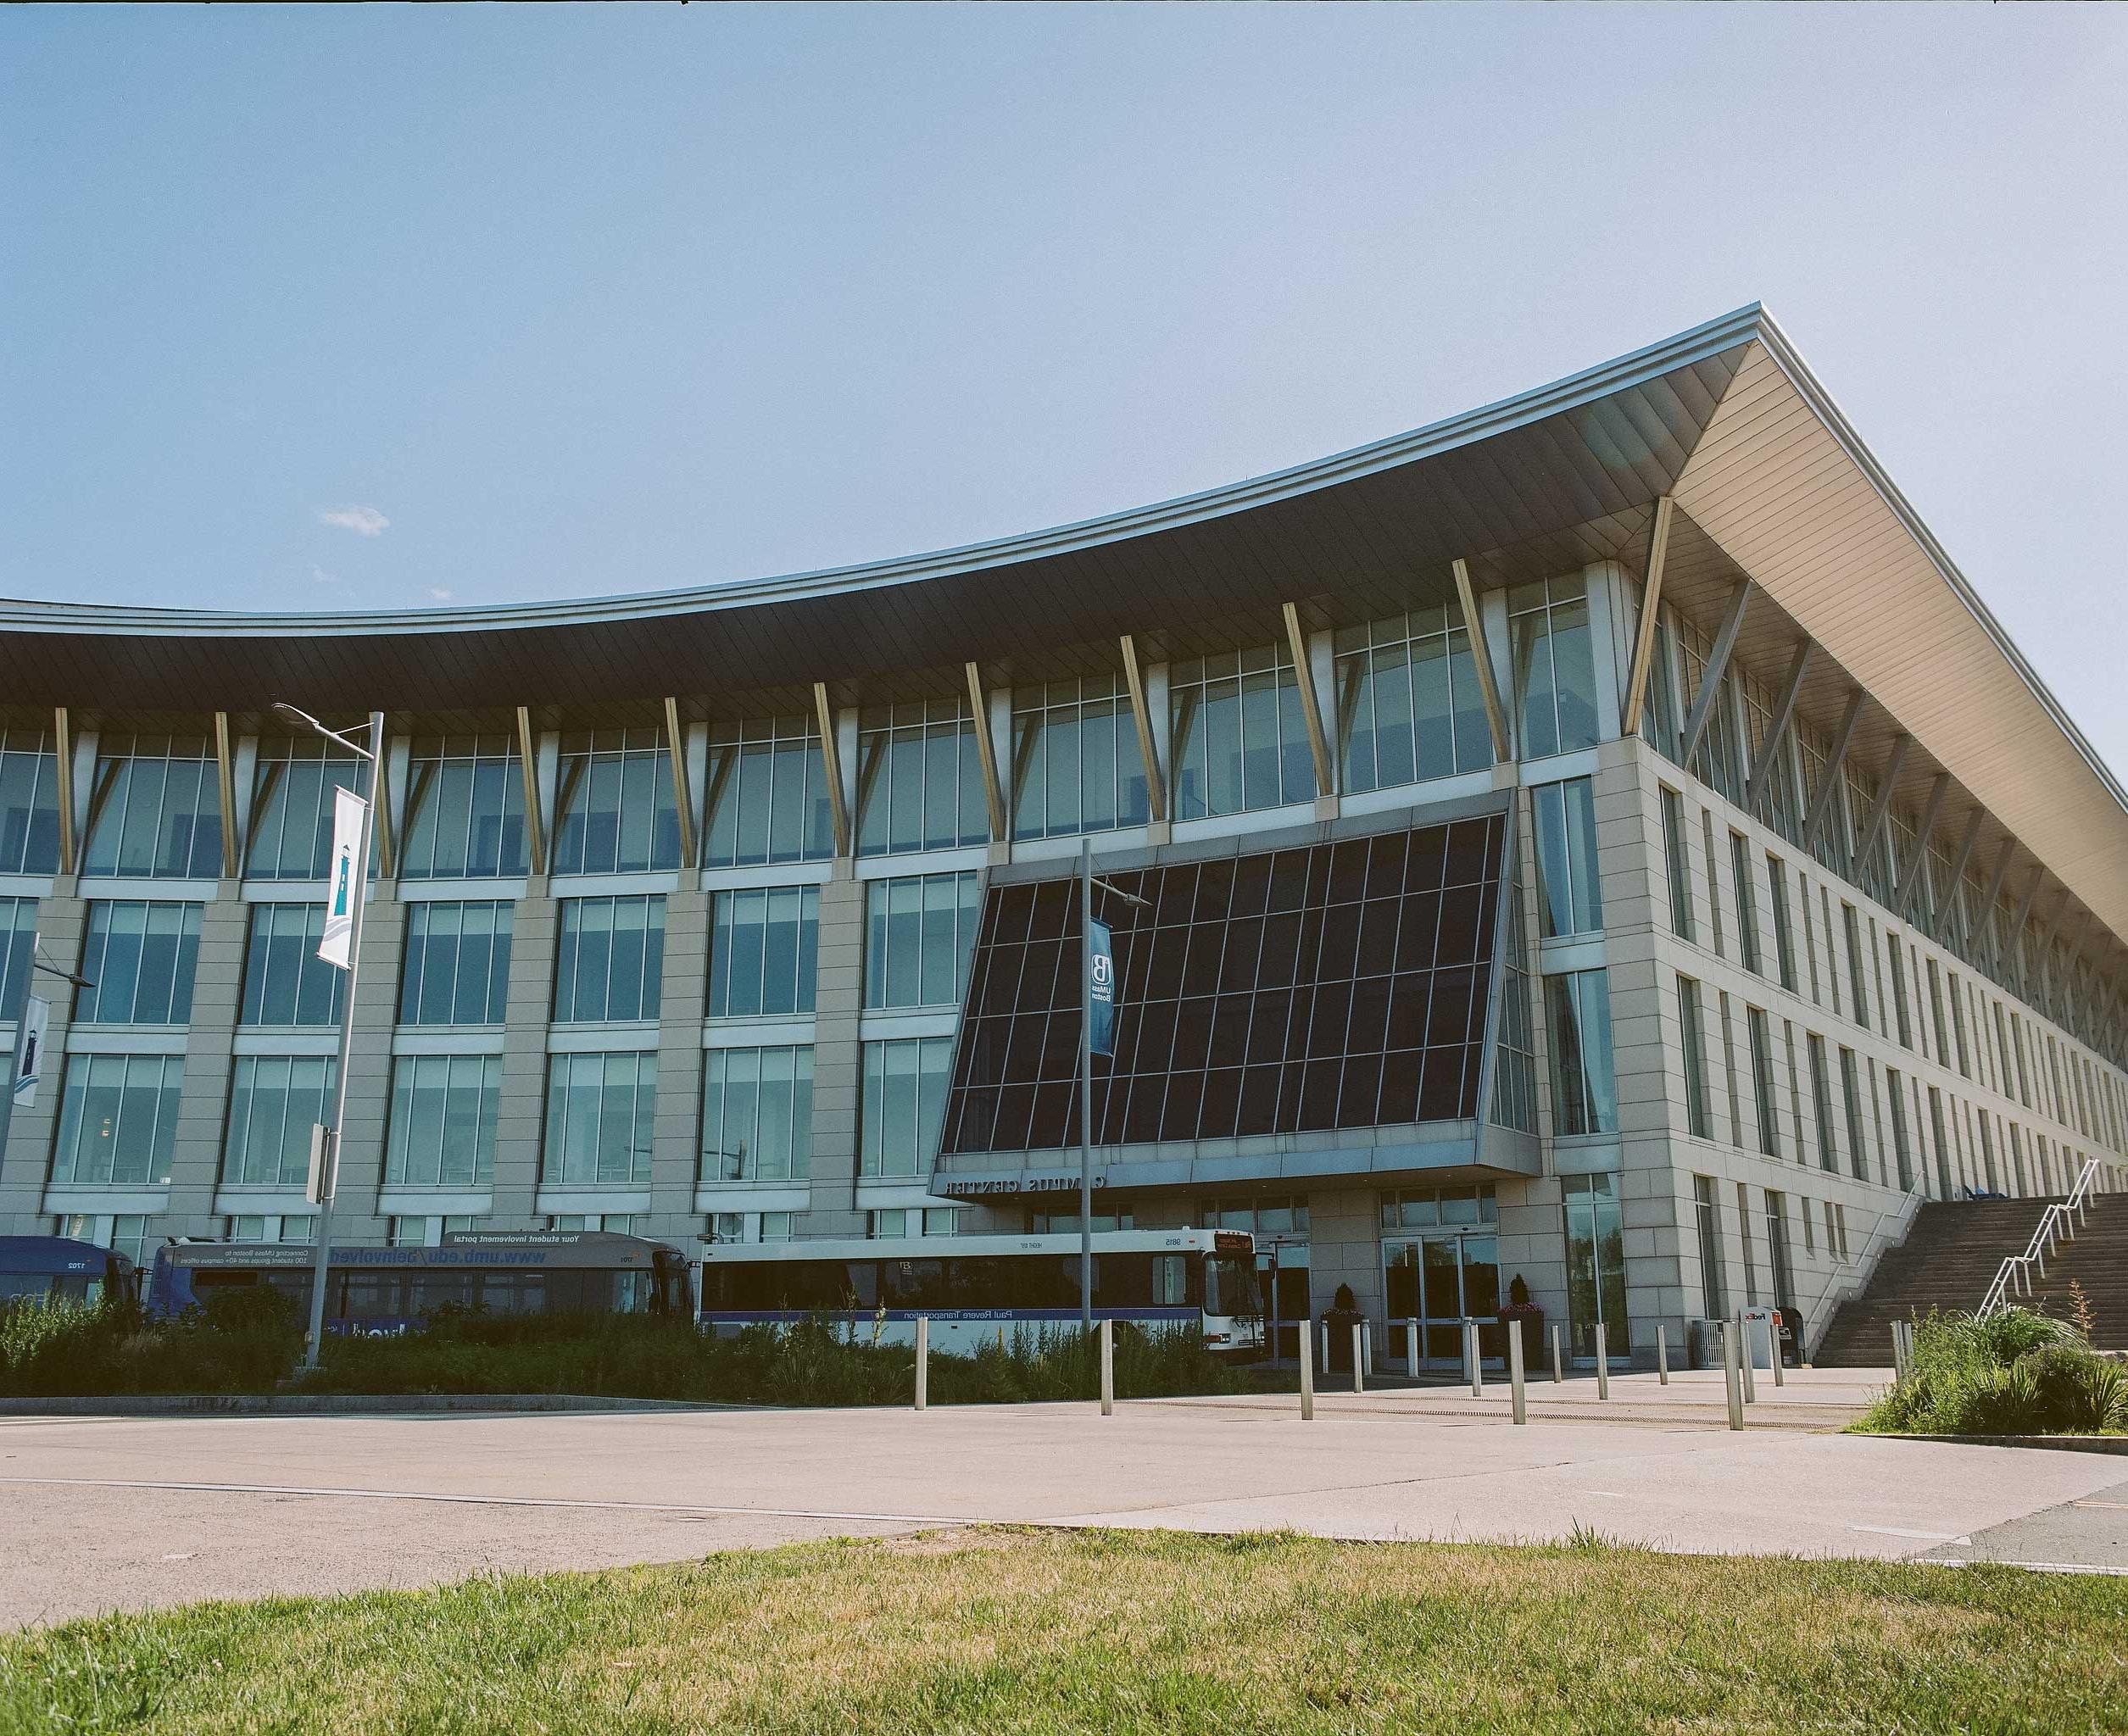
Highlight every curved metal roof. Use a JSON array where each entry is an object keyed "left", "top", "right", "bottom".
[{"left": 5, "top": 303, "right": 2125, "bottom": 952}]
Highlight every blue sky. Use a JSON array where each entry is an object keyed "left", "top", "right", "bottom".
[{"left": 4, "top": 6, "right": 2125, "bottom": 760}]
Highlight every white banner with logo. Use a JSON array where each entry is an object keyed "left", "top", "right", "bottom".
[
  {"left": 11, "top": 994, "right": 49, "bottom": 1108},
  {"left": 317, "top": 787, "right": 366, "bottom": 970}
]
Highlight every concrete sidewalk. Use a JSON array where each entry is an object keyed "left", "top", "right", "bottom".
[{"left": 5, "top": 1366, "right": 2124, "bottom": 1629}]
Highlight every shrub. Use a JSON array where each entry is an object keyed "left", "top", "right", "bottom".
[{"left": 1856, "top": 1306, "right": 2125, "bottom": 1438}]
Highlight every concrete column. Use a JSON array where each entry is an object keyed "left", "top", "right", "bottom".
[
  {"left": 492, "top": 885, "right": 555, "bottom": 1227},
  {"left": 648, "top": 887, "right": 709, "bottom": 1239},
  {"left": 0, "top": 887, "right": 86, "bottom": 1226},
  {"left": 162, "top": 883, "right": 247, "bottom": 1238},
  {"left": 799, "top": 865, "right": 866, "bottom": 1238}
]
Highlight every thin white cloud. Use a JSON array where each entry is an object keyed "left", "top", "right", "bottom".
[
  {"left": 428, "top": 587, "right": 454, "bottom": 601},
  {"left": 310, "top": 565, "right": 340, "bottom": 586},
  {"left": 318, "top": 504, "right": 389, "bottom": 537}
]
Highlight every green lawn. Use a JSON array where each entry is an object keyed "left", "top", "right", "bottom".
[{"left": 2, "top": 1529, "right": 2122, "bottom": 1734}]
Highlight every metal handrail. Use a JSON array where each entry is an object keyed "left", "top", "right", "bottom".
[{"left": 1978, "top": 1157, "right": 2103, "bottom": 1317}]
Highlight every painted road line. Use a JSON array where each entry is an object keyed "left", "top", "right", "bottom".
[{"left": 1847, "top": 1525, "right": 1972, "bottom": 1543}]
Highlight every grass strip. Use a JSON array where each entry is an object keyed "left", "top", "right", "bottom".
[{"left": 1, "top": 1528, "right": 2122, "bottom": 1734}]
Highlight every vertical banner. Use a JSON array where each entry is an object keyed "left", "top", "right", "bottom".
[
  {"left": 317, "top": 787, "right": 367, "bottom": 970},
  {"left": 10, "top": 995, "right": 48, "bottom": 1107},
  {"left": 1087, "top": 916, "right": 1116, "bottom": 1058}
]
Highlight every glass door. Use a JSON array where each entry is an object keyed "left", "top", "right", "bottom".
[{"left": 1383, "top": 1232, "right": 1503, "bottom": 1370}]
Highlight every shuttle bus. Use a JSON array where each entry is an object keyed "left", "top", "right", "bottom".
[
  {"left": 145, "top": 1231, "right": 690, "bottom": 1333},
  {"left": 0, "top": 1235, "right": 138, "bottom": 1309},
  {"left": 696, "top": 1227, "right": 1261, "bottom": 1355}
]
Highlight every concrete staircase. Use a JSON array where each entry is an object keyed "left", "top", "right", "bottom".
[{"left": 1813, "top": 1194, "right": 2128, "bottom": 1366}]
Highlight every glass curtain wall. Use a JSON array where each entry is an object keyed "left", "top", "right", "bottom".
[
  {"left": 1334, "top": 609, "right": 1491, "bottom": 793},
  {"left": 81, "top": 735, "right": 221, "bottom": 880},
  {"left": 701, "top": 1046, "right": 814, "bottom": 1181},
  {"left": 52, "top": 1055, "right": 184, "bottom": 1185},
  {"left": 703, "top": 716, "right": 834, "bottom": 868},
  {"left": 1507, "top": 575, "right": 1600, "bottom": 760},
  {"left": 1009, "top": 676, "right": 1149, "bottom": 840},
  {"left": 222, "top": 1056, "right": 337, "bottom": 1186},
  {"left": 855, "top": 702, "right": 987, "bottom": 857},
  {"left": 247, "top": 737, "right": 362, "bottom": 880},
  {"left": 707, "top": 887, "right": 819, "bottom": 1017},
  {"left": 865, "top": 872, "right": 980, "bottom": 1010},
  {"left": 399, "top": 737, "right": 528, "bottom": 879},
  {"left": 1531, "top": 777, "right": 1602, "bottom": 938},
  {"left": 543, "top": 1053, "right": 657, "bottom": 1185},
  {"left": 554, "top": 895, "right": 665, "bottom": 1022},
  {"left": 386, "top": 1054, "right": 500, "bottom": 1185},
  {"left": 1169, "top": 644, "right": 1312, "bottom": 821},
  {"left": 399, "top": 903, "right": 513, "bottom": 1025},
  {"left": 0, "top": 729, "right": 61, "bottom": 875},
  {"left": 0, "top": 896, "right": 38, "bottom": 1021},
  {"left": 1563, "top": 1173, "right": 1628, "bottom": 1360},
  {"left": 1546, "top": 970, "right": 1617, "bottom": 1136},
  {"left": 551, "top": 729, "right": 682, "bottom": 876},
  {"left": 240, "top": 904, "right": 344, "bottom": 1027},
  {"left": 861, "top": 1036, "right": 955, "bottom": 1177},
  {"left": 76, "top": 903, "right": 202, "bottom": 1025}
]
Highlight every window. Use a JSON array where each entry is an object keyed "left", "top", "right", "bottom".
[
  {"left": 924, "top": 1207, "right": 961, "bottom": 1237},
  {"left": 548, "top": 1213, "right": 633, "bottom": 1234},
  {"left": 399, "top": 736, "right": 527, "bottom": 880},
  {"left": 1334, "top": 608, "right": 1492, "bottom": 793},
  {"left": 1767, "top": 856, "right": 1797, "bottom": 992},
  {"left": 865, "top": 872, "right": 979, "bottom": 1010},
  {"left": 1379, "top": 1186, "right": 1494, "bottom": 1228},
  {"left": 1927, "top": 959, "right": 1950, "bottom": 1066},
  {"left": 1835, "top": 1203, "right": 1850, "bottom": 1262},
  {"left": 81, "top": 734, "right": 220, "bottom": 880},
  {"left": 1010, "top": 676, "right": 1150, "bottom": 840},
  {"left": 854, "top": 700, "right": 987, "bottom": 857},
  {"left": 1765, "top": 1191, "right": 1795, "bottom": 1309},
  {"left": 1730, "top": 833, "right": 1762, "bottom": 975},
  {"left": 1887, "top": 935, "right": 1914, "bottom": 1048},
  {"left": 942, "top": 818, "right": 1508, "bottom": 1155},
  {"left": 399, "top": 901, "right": 513, "bottom": 1026},
  {"left": 1821, "top": 887, "right": 1840, "bottom": 1016},
  {"left": 386, "top": 1054, "right": 500, "bottom": 1185},
  {"left": 1800, "top": 874, "right": 1819, "bottom": 1004},
  {"left": 240, "top": 904, "right": 344, "bottom": 1027},
  {"left": 1736, "top": 1182, "right": 1758, "bottom": 1306},
  {"left": 246, "top": 737, "right": 363, "bottom": 881},
  {"left": 1563, "top": 1173, "right": 1627, "bottom": 1359},
  {"left": 701, "top": 1045, "right": 813, "bottom": 1181},
  {"left": 1702, "top": 810, "right": 1725, "bottom": 958},
  {"left": 543, "top": 1053, "right": 657, "bottom": 1185},
  {"left": 0, "top": 729, "right": 61, "bottom": 876},
  {"left": 551, "top": 729, "right": 682, "bottom": 876},
  {"left": 1842, "top": 904, "right": 1869, "bottom": 1029},
  {"left": 226, "top": 1214, "right": 312, "bottom": 1244},
  {"left": 868, "top": 1209, "right": 911, "bottom": 1239},
  {"left": 554, "top": 895, "right": 665, "bottom": 1023},
  {"left": 54, "top": 1212, "right": 151, "bottom": 1266},
  {"left": 1693, "top": 1176, "right": 1727, "bottom": 1318},
  {"left": 76, "top": 902, "right": 202, "bottom": 1025},
  {"left": 1886, "top": 1066, "right": 1914, "bottom": 1190},
  {"left": 1508, "top": 574, "right": 1599, "bottom": 760},
  {"left": 1746, "top": 1007, "right": 1780, "bottom": 1156},
  {"left": 1658, "top": 787, "right": 1693, "bottom": 941},
  {"left": 861, "top": 1036, "right": 954, "bottom": 1177},
  {"left": 1678, "top": 977, "right": 1712, "bottom": 1138},
  {"left": 0, "top": 896, "right": 36, "bottom": 1021},
  {"left": 222, "top": 1055, "right": 336, "bottom": 1186},
  {"left": 707, "top": 887, "right": 819, "bottom": 1018},
  {"left": 1947, "top": 971, "right": 1971, "bottom": 1077},
  {"left": 52, "top": 1054, "right": 183, "bottom": 1185},
  {"left": 1808, "top": 1035, "right": 1837, "bottom": 1173},
  {"left": 1547, "top": 970, "right": 1617, "bottom": 1136},
  {"left": 703, "top": 715, "right": 835, "bottom": 868},
  {"left": 1976, "top": 1110, "right": 2000, "bottom": 1192},
  {"left": 1839, "top": 1048, "right": 1869, "bottom": 1182},
  {"left": 1531, "top": 777, "right": 1602, "bottom": 938},
  {"left": 1170, "top": 643, "right": 1312, "bottom": 820},
  {"left": 388, "top": 1215, "right": 479, "bottom": 1248},
  {"left": 1927, "top": 1086, "right": 1953, "bottom": 1199}
]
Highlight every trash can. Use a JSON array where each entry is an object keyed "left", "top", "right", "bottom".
[
  {"left": 1740, "top": 1306, "right": 1780, "bottom": 1371},
  {"left": 1688, "top": 1319, "right": 1728, "bottom": 1371}
]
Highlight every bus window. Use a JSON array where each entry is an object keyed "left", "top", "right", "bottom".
[{"left": 1153, "top": 1255, "right": 1186, "bottom": 1307}]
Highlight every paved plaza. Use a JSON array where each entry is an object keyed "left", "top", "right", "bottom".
[{"left": 4, "top": 1367, "right": 2125, "bottom": 1629}]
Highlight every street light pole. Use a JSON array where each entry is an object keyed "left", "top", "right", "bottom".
[{"left": 276, "top": 705, "right": 384, "bottom": 1373}]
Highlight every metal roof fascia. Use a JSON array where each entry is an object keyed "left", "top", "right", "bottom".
[{"left": 0, "top": 306, "right": 1772, "bottom": 645}]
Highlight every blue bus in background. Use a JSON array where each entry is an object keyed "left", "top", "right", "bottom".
[
  {"left": 0, "top": 1236, "right": 139, "bottom": 1309},
  {"left": 145, "top": 1232, "right": 690, "bottom": 1333}
]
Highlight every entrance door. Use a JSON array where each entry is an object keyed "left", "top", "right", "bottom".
[{"left": 1384, "top": 1233, "right": 1502, "bottom": 1370}]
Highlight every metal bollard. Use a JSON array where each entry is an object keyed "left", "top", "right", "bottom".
[
  {"left": 1550, "top": 1321, "right": 1564, "bottom": 1384},
  {"left": 1319, "top": 1320, "right": 1330, "bottom": 1374},
  {"left": 1722, "top": 1321, "right": 1744, "bottom": 1430},
  {"left": 1405, "top": 1318, "right": 1419, "bottom": 1378},
  {"left": 1351, "top": 1321, "right": 1365, "bottom": 1395},
  {"left": 1737, "top": 1312, "right": 1757, "bottom": 1403},
  {"left": 1889, "top": 1320, "right": 1904, "bottom": 1379},
  {"left": 1656, "top": 1323, "right": 1669, "bottom": 1385},
  {"left": 1466, "top": 1320, "right": 1484, "bottom": 1398},
  {"left": 1595, "top": 1321, "right": 1609, "bottom": 1399},
  {"left": 1508, "top": 1316, "right": 1528, "bottom": 1425},
  {"left": 1299, "top": 1316, "right": 1316, "bottom": 1422},
  {"left": 1363, "top": 1319, "right": 1375, "bottom": 1377},
  {"left": 914, "top": 1316, "right": 929, "bottom": 1411},
  {"left": 1768, "top": 1316, "right": 1785, "bottom": 1388},
  {"left": 1100, "top": 1316, "right": 1114, "bottom": 1416}
]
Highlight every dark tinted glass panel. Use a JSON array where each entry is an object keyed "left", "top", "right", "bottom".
[{"left": 942, "top": 815, "right": 1507, "bottom": 1153}]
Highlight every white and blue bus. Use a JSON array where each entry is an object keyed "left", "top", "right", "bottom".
[{"left": 696, "top": 1227, "right": 1261, "bottom": 1355}]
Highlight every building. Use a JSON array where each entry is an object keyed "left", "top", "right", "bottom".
[{"left": 2, "top": 303, "right": 2123, "bottom": 1366}]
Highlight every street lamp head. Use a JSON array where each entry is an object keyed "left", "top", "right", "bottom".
[
  {"left": 272, "top": 700, "right": 321, "bottom": 730},
  {"left": 270, "top": 701, "right": 376, "bottom": 760}
]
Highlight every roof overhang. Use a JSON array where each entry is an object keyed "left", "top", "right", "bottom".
[{"left": 4, "top": 303, "right": 2125, "bottom": 949}]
